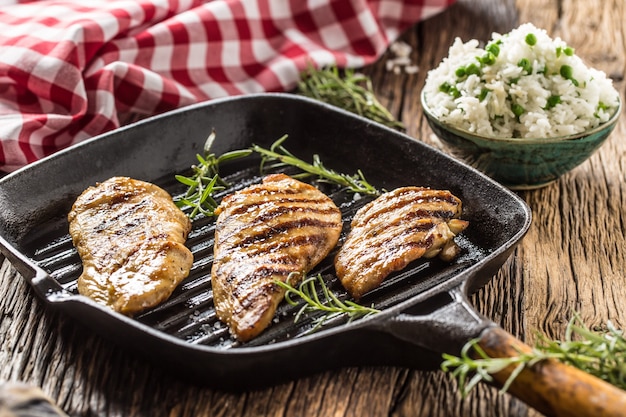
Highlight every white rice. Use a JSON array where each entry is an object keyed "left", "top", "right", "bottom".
[{"left": 423, "top": 23, "right": 620, "bottom": 138}]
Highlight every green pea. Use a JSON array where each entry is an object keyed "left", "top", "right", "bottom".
[
  {"left": 480, "top": 52, "right": 496, "bottom": 66},
  {"left": 560, "top": 65, "right": 573, "bottom": 79},
  {"left": 478, "top": 88, "right": 490, "bottom": 101},
  {"left": 557, "top": 46, "right": 575, "bottom": 58},
  {"left": 560, "top": 65, "right": 579, "bottom": 86},
  {"left": 517, "top": 58, "right": 532, "bottom": 74},
  {"left": 439, "top": 82, "right": 461, "bottom": 98},
  {"left": 486, "top": 42, "right": 500, "bottom": 57},
  {"left": 545, "top": 95, "right": 561, "bottom": 109},
  {"left": 525, "top": 33, "right": 537, "bottom": 46},
  {"left": 466, "top": 63, "right": 481, "bottom": 76},
  {"left": 511, "top": 103, "right": 525, "bottom": 117}
]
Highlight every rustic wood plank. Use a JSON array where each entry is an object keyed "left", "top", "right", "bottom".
[{"left": 517, "top": 0, "right": 626, "bottom": 346}]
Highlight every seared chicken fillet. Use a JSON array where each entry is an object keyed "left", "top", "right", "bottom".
[
  {"left": 211, "top": 173, "right": 342, "bottom": 342},
  {"left": 335, "top": 187, "right": 468, "bottom": 299},
  {"left": 68, "top": 176, "right": 193, "bottom": 315}
]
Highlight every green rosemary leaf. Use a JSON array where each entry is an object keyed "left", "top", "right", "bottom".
[
  {"left": 297, "top": 63, "right": 405, "bottom": 130},
  {"left": 275, "top": 274, "right": 380, "bottom": 332},
  {"left": 217, "top": 149, "right": 253, "bottom": 163},
  {"left": 442, "top": 312, "right": 626, "bottom": 397},
  {"left": 252, "top": 135, "right": 380, "bottom": 196},
  {"left": 174, "top": 131, "right": 250, "bottom": 218},
  {"left": 501, "top": 362, "right": 525, "bottom": 393},
  {"left": 174, "top": 175, "right": 198, "bottom": 187}
]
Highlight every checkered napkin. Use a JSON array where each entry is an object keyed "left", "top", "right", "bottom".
[{"left": 0, "top": 0, "right": 453, "bottom": 172}]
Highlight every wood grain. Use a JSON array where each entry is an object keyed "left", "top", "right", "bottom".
[{"left": 1, "top": 0, "right": 625, "bottom": 416}]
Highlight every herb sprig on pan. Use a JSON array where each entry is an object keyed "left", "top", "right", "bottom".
[
  {"left": 442, "top": 312, "right": 626, "bottom": 396},
  {"left": 275, "top": 273, "right": 381, "bottom": 332},
  {"left": 174, "top": 130, "right": 252, "bottom": 218},
  {"left": 252, "top": 135, "right": 380, "bottom": 197},
  {"left": 175, "top": 134, "right": 380, "bottom": 217},
  {"left": 297, "top": 64, "right": 405, "bottom": 130}
]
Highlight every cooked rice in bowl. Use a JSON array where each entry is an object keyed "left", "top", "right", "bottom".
[{"left": 422, "top": 23, "right": 620, "bottom": 138}]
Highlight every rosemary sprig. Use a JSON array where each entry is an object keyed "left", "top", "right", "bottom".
[
  {"left": 275, "top": 273, "right": 381, "bottom": 332},
  {"left": 441, "top": 339, "right": 549, "bottom": 397},
  {"left": 175, "top": 132, "right": 380, "bottom": 217},
  {"left": 442, "top": 312, "right": 626, "bottom": 396},
  {"left": 297, "top": 63, "right": 405, "bottom": 130},
  {"left": 537, "top": 316, "right": 626, "bottom": 389},
  {"left": 174, "top": 130, "right": 251, "bottom": 218},
  {"left": 252, "top": 135, "right": 380, "bottom": 196}
]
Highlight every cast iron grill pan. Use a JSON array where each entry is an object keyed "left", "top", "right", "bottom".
[
  {"left": 0, "top": 93, "right": 529, "bottom": 388},
  {"left": 5, "top": 94, "right": 617, "bottom": 416}
]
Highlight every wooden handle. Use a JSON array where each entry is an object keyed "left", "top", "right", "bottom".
[{"left": 477, "top": 326, "right": 626, "bottom": 417}]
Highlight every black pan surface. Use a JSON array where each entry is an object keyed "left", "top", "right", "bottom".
[{"left": 0, "top": 93, "right": 531, "bottom": 389}]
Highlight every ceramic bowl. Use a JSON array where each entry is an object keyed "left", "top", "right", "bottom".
[{"left": 421, "top": 90, "right": 622, "bottom": 190}]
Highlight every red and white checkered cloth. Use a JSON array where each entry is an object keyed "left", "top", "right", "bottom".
[{"left": 0, "top": 0, "right": 453, "bottom": 172}]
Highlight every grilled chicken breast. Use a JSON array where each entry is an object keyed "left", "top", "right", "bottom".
[
  {"left": 335, "top": 187, "right": 468, "bottom": 299},
  {"left": 211, "top": 173, "right": 342, "bottom": 342},
  {"left": 68, "top": 176, "right": 193, "bottom": 315}
]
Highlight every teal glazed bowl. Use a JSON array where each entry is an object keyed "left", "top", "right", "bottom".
[{"left": 421, "top": 91, "right": 622, "bottom": 190}]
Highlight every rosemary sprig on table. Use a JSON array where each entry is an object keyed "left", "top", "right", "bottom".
[
  {"left": 252, "top": 135, "right": 380, "bottom": 196},
  {"left": 174, "top": 130, "right": 251, "bottom": 218},
  {"left": 275, "top": 273, "right": 381, "bottom": 332},
  {"left": 442, "top": 312, "right": 626, "bottom": 396},
  {"left": 297, "top": 64, "right": 405, "bottom": 130}
]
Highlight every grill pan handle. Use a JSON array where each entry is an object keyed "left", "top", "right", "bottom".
[{"left": 379, "top": 286, "right": 626, "bottom": 417}]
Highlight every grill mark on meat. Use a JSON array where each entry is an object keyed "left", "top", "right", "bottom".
[
  {"left": 237, "top": 284, "right": 283, "bottom": 311},
  {"left": 211, "top": 173, "right": 342, "bottom": 342},
  {"left": 338, "top": 226, "right": 437, "bottom": 273},
  {"left": 220, "top": 255, "right": 302, "bottom": 283},
  {"left": 366, "top": 218, "right": 438, "bottom": 237},
  {"left": 238, "top": 186, "right": 305, "bottom": 196},
  {"left": 406, "top": 209, "right": 457, "bottom": 220},
  {"left": 391, "top": 187, "right": 459, "bottom": 203},
  {"left": 221, "top": 233, "right": 328, "bottom": 258},
  {"left": 231, "top": 265, "right": 296, "bottom": 299},
  {"left": 232, "top": 219, "right": 342, "bottom": 247},
  {"left": 257, "top": 204, "right": 338, "bottom": 219},
  {"left": 335, "top": 186, "right": 468, "bottom": 299},
  {"left": 91, "top": 199, "right": 149, "bottom": 233},
  {"left": 374, "top": 222, "right": 438, "bottom": 249},
  {"left": 257, "top": 233, "right": 326, "bottom": 253},
  {"left": 216, "top": 197, "right": 339, "bottom": 247},
  {"left": 226, "top": 197, "right": 334, "bottom": 217},
  {"left": 355, "top": 190, "right": 461, "bottom": 226}
]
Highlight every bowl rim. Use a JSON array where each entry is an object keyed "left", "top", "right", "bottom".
[{"left": 420, "top": 89, "right": 622, "bottom": 145}]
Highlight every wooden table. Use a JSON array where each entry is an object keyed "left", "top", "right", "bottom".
[{"left": 1, "top": 0, "right": 625, "bottom": 415}]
